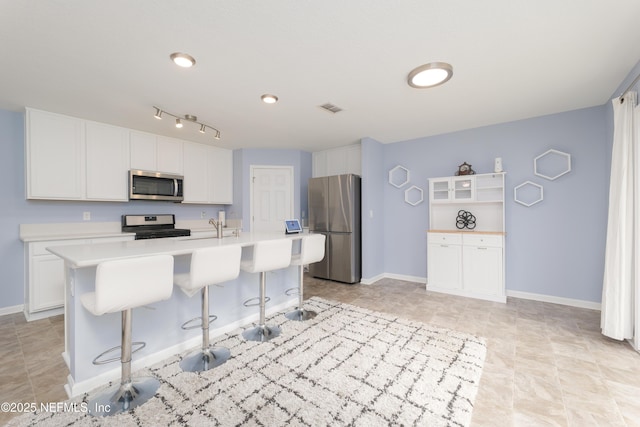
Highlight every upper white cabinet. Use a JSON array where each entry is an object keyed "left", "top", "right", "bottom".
[
  {"left": 183, "top": 143, "right": 233, "bottom": 204},
  {"left": 26, "top": 109, "right": 85, "bottom": 199},
  {"left": 313, "top": 144, "right": 361, "bottom": 177},
  {"left": 85, "top": 121, "right": 129, "bottom": 201},
  {"left": 130, "top": 131, "right": 183, "bottom": 174},
  {"left": 429, "top": 176, "right": 474, "bottom": 202},
  {"left": 429, "top": 173, "right": 505, "bottom": 232},
  {"left": 26, "top": 108, "right": 232, "bottom": 204},
  {"left": 27, "top": 109, "right": 129, "bottom": 201},
  {"left": 209, "top": 146, "right": 233, "bottom": 204}
]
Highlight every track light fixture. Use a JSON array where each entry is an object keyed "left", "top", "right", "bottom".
[{"left": 152, "top": 106, "right": 221, "bottom": 140}]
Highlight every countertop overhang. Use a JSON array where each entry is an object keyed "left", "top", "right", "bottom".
[{"left": 47, "top": 231, "right": 307, "bottom": 268}]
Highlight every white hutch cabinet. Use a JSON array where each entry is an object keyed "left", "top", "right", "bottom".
[{"left": 427, "top": 172, "right": 506, "bottom": 302}]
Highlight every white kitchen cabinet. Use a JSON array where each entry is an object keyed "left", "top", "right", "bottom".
[
  {"left": 427, "top": 232, "right": 505, "bottom": 302},
  {"left": 130, "top": 131, "right": 183, "bottom": 174},
  {"left": 427, "top": 172, "right": 506, "bottom": 302},
  {"left": 183, "top": 142, "right": 209, "bottom": 203},
  {"left": 209, "top": 146, "right": 233, "bottom": 204},
  {"left": 85, "top": 121, "right": 129, "bottom": 201},
  {"left": 463, "top": 238, "right": 503, "bottom": 297},
  {"left": 427, "top": 233, "right": 462, "bottom": 291},
  {"left": 312, "top": 143, "right": 361, "bottom": 177},
  {"left": 26, "top": 108, "right": 85, "bottom": 199},
  {"left": 25, "top": 235, "right": 134, "bottom": 321},
  {"left": 156, "top": 136, "right": 184, "bottom": 174},
  {"left": 429, "top": 176, "right": 474, "bottom": 202},
  {"left": 129, "top": 130, "right": 157, "bottom": 172},
  {"left": 183, "top": 143, "right": 233, "bottom": 204}
]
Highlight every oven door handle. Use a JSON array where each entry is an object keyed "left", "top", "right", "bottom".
[{"left": 174, "top": 179, "right": 178, "bottom": 197}]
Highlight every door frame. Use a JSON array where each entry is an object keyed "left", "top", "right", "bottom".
[{"left": 249, "top": 165, "right": 294, "bottom": 232}]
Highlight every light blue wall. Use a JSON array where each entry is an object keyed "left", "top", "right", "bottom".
[
  {"left": 379, "top": 106, "right": 608, "bottom": 303},
  {"left": 230, "top": 148, "right": 312, "bottom": 231},
  {"left": 360, "top": 137, "right": 385, "bottom": 279}
]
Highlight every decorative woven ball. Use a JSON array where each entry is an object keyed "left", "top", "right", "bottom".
[{"left": 456, "top": 210, "right": 476, "bottom": 230}]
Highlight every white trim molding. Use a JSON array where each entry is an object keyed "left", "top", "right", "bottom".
[
  {"left": 0, "top": 304, "right": 24, "bottom": 317},
  {"left": 361, "top": 273, "right": 601, "bottom": 311},
  {"left": 360, "top": 273, "right": 426, "bottom": 285},
  {"left": 506, "top": 290, "right": 601, "bottom": 311}
]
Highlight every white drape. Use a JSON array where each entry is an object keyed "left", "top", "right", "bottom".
[{"left": 601, "top": 91, "right": 637, "bottom": 341}]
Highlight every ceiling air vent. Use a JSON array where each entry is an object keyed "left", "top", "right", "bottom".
[{"left": 319, "top": 103, "right": 343, "bottom": 114}]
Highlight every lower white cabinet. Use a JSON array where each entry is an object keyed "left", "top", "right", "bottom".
[
  {"left": 427, "top": 232, "right": 505, "bottom": 302},
  {"left": 25, "top": 235, "right": 134, "bottom": 320},
  {"left": 427, "top": 233, "right": 462, "bottom": 291}
]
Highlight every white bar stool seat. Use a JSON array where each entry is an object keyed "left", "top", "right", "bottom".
[
  {"left": 285, "top": 233, "right": 326, "bottom": 321},
  {"left": 173, "top": 245, "right": 241, "bottom": 372},
  {"left": 80, "top": 255, "right": 174, "bottom": 417},
  {"left": 241, "top": 239, "right": 292, "bottom": 342}
]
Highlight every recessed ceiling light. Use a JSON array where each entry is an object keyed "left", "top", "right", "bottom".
[
  {"left": 170, "top": 52, "right": 196, "bottom": 68},
  {"left": 407, "top": 62, "right": 453, "bottom": 88},
  {"left": 261, "top": 94, "right": 279, "bottom": 104}
]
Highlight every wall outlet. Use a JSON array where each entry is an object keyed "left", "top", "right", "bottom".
[
  {"left": 83, "top": 212, "right": 91, "bottom": 221},
  {"left": 201, "top": 211, "right": 206, "bottom": 219}
]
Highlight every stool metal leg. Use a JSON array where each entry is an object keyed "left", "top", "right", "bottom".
[
  {"left": 180, "top": 286, "right": 230, "bottom": 372},
  {"left": 242, "top": 271, "right": 281, "bottom": 342},
  {"left": 285, "top": 265, "right": 317, "bottom": 321},
  {"left": 88, "top": 309, "right": 160, "bottom": 417}
]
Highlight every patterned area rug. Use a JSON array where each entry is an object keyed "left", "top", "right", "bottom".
[{"left": 8, "top": 297, "right": 486, "bottom": 427}]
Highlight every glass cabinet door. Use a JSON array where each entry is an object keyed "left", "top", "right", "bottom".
[
  {"left": 430, "top": 179, "right": 450, "bottom": 201},
  {"left": 452, "top": 177, "right": 474, "bottom": 200}
]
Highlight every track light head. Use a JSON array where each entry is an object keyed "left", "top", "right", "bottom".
[
  {"left": 214, "top": 130, "right": 221, "bottom": 140},
  {"left": 199, "top": 124, "right": 206, "bottom": 133},
  {"left": 154, "top": 108, "right": 163, "bottom": 120},
  {"left": 175, "top": 118, "right": 183, "bottom": 128}
]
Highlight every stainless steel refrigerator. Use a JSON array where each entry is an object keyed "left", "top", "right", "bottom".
[{"left": 308, "top": 174, "right": 361, "bottom": 283}]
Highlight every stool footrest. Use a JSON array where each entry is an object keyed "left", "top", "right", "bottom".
[
  {"left": 180, "top": 314, "right": 218, "bottom": 330},
  {"left": 243, "top": 296, "right": 270, "bottom": 307},
  {"left": 284, "top": 287, "right": 299, "bottom": 296},
  {"left": 92, "top": 341, "right": 146, "bottom": 365}
]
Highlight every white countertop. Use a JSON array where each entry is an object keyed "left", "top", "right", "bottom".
[
  {"left": 19, "top": 219, "right": 238, "bottom": 242},
  {"left": 47, "top": 231, "right": 307, "bottom": 268}
]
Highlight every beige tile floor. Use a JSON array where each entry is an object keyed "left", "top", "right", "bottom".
[{"left": 1, "top": 277, "right": 639, "bottom": 426}]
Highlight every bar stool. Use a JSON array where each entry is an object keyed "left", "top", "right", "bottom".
[
  {"left": 173, "top": 245, "right": 241, "bottom": 372},
  {"left": 285, "top": 233, "right": 326, "bottom": 321},
  {"left": 241, "top": 239, "right": 292, "bottom": 342},
  {"left": 80, "top": 255, "right": 174, "bottom": 417}
]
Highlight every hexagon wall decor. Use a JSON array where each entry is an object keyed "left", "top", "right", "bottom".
[
  {"left": 534, "top": 149, "right": 571, "bottom": 180},
  {"left": 404, "top": 185, "right": 424, "bottom": 206},
  {"left": 388, "top": 165, "right": 410, "bottom": 188},
  {"left": 514, "top": 181, "right": 544, "bottom": 207}
]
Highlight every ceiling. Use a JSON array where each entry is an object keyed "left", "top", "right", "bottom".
[{"left": 2, "top": 1, "right": 640, "bottom": 152}]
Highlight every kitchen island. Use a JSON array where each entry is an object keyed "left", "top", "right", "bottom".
[{"left": 48, "top": 232, "right": 305, "bottom": 398}]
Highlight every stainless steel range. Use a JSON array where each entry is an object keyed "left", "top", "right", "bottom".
[{"left": 122, "top": 214, "right": 191, "bottom": 240}]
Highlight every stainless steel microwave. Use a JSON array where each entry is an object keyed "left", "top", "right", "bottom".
[{"left": 129, "top": 170, "right": 184, "bottom": 202}]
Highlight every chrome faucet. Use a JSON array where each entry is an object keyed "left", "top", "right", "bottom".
[{"left": 209, "top": 218, "right": 223, "bottom": 239}]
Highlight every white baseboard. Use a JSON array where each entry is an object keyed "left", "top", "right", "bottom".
[
  {"left": 361, "top": 273, "right": 601, "bottom": 310},
  {"left": 65, "top": 298, "right": 297, "bottom": 398},
  {"left": 0, "top": 304, "right": 24, "bottom": 317},
  {"left": 359, "top": 273, "right": 385, "bottom": 285},
  {"left": 24, "top": 307, "right": 64, "bottom": 322},
  {"left": 506, "top": 290, "right": 601, "bottom": 310},
  {"left": 361, "top": 273, "right": 426, "bottom": 285}
]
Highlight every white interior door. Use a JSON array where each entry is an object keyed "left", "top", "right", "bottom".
[{"left": 250, "top": 166, "right": 293, "bottom": 232}]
